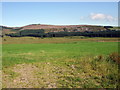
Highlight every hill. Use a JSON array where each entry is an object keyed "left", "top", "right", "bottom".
[
  {"left": 0, "top": 24, "right": 105, "bottom": 33},
  {"left": 0, "top": 24, "right": 120, "bottom": 37}
]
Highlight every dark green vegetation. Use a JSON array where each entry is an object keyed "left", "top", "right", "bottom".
[
  {"left": 7, "top": 29, "right": 45, "bottom": 37},
  {"left": 6, "top": 29, "right": 120, "bottom": 37},
  {"left": 2, "top": 37, "right": 119, "bottom": 88}
]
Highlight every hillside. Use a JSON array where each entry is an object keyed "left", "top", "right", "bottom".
[
  {"left": 21, "top": 24, "right": 102, "bottom": 30},
  {"left": 1, "top": 24, "right": 120, "bottom": 37},
  {"left": 1, "top": 24, "right": 106, "bottom": 34}
]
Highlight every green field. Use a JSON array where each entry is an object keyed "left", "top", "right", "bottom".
[{"left": 2, "top": 37, "right": 119, "bottom": 88}]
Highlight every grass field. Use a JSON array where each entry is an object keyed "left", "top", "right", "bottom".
[{"left": 2, "top": 36, "right": 119, "bottom": 88}]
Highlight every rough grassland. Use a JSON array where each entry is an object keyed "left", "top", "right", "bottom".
[
  {"left": 2, "top": 37, "right": 119, "bottom": 88},
  {"left": 2, "top": 36, "right": 119, "bottom": 44}
]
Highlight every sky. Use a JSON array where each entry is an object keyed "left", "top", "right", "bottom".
[{"left": 1, "top": 2, "right": 118, "bottom": 27}]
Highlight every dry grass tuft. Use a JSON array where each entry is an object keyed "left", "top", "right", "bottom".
[{"left": 109, "top": 52, "right": 120, "bottom": 64}]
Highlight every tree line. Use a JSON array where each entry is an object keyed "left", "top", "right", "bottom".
[{"left": 5, "top": 29, "right": 120, "bottom": 37}]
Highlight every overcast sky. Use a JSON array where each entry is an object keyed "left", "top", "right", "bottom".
[{"left": 1, "top": 2, "right": 118, "bottom": 27}]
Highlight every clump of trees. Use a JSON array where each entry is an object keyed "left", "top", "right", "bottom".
[{"left": 6, "top": 29, "right": 45, "bottom": 37}]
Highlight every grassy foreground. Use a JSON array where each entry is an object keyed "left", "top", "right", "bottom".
[{"left": 2, "top": 37, "right": 119, "bottom": 88}]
